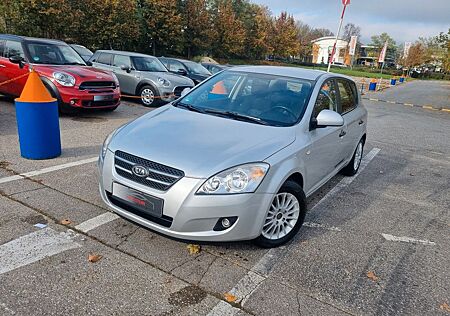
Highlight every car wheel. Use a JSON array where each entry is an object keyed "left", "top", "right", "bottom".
[
  {"left": 139, "top": 85, "right": 160, "bottom": 107},
  {"left": 341, "top": 138, "right": 364, "bottom": 176},
  {"left": 254, "top": 180, "right": 307, "bottom": 248}
]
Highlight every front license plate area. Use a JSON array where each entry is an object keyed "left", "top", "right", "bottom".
[
  {"left": 94, "top": 94, "right": 114, "bottom": 101},
  {"left": 112, "top": 183, "right": 163, "bottom": 218}
]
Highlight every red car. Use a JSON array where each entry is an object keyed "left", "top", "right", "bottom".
[{"left": 0, "top": 35, "right": 120, "bottom": 113}]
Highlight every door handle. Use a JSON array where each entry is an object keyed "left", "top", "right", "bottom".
[
  {"left": 358, "top": 120, "right": 364, "bottom": 125},
  {"left": 339, "top": 130, "right": 347, "bottom": 137}
]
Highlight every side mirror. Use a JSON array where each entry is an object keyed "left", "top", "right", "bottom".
[
  {"left": 177, "top": 69, "right": 187, "bottom": 76},
  {"left": 120, "top": 65, "right": 131, "bottom": 73},
  {"left": 180, "top": 87, "right": 191, "bottom": 97},
  {"left": 85, "top": 61, "right": 93, "bottom": 66},
  {"left": 313, "top": 110, "right": 344, "bottom": 129},
  {"left": 9, "top": 55, "right": 25, "bottom": 69}
]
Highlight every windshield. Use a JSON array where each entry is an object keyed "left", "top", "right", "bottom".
[
  {"left": 71, "top": 45, "right": 92, "bottom": 56},
  {"left": 175, "top": 71, "right": 314, "bottom": 126},
  {"left": 26, "top": 43, "right": 86, "bottom": 65},
  {"left": 132, "top": 56, "right": 167, "bottom": 72},
  {"left": 184, "top": 61, "right": 211, "bottom": 76}
]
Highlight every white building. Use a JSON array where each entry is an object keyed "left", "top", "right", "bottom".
[{"left": 311, "top": 36, "right": 349, "bottom": 65}]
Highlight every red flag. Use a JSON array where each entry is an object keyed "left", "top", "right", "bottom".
[{"left": 342, "top": 0, "right": 350, "bottom": 5}]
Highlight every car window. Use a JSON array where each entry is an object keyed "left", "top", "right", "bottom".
[
  {"left": 337, "top": 79, "right": 357, "bottom": 114},
  {"left": 113, "top": 55, "right": 131, "bottom": 68},
  {"left": 5, "top": 41, "right": 25, "bottom": 59},
  {"left": 313, "top": 80, "right": 338, "bottom": 118},
  {"left": 169, "top": 60, "right": 186, "bottom": 72},
  {"left": 97, "top": 53, "right": 112, "bottom": 65},
  {"left": 0, "top": 40, "right": 5, "bottom": 57},
  {"left": 132, "top": 57, "right": 167, "bottom": 72},
  {"left": 179, "top": 71, "right": 314, "bottom": 127},
  {"left": 26, "top": 43, "right": 85, "bottom": 65}
]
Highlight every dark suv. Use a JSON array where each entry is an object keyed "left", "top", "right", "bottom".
[
  {"left": 0, "top": 35, "right": 120, "bottom": 113},
  {"left": 158, "top": 57, "right": 211, "bottom": 85}
]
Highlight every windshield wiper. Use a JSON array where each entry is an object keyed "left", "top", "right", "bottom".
[
  {"left": 173, "top": 102, "right": 205, "bottom": 113},
  {"left": 203, "top": 108, "right": 269, "bottom": 125},
  {"left": 62, "top": 62, "right": 86, "bottom": 66}
]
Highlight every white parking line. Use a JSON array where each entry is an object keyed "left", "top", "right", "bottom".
[
  {"left": 0, "top": 228, "right": 81, "bottom": 275},
  {"left": 75, "top": 212, "right": 119, "bottom": 233},
  {"left": 0, "top": 157, "right": 98, "bottom": 184},
  {"left": 381, "top": 233, "right": 436, "bottom": 245},
  {"left": 206, "top": 147, "right": 381, "bottom": 315}
]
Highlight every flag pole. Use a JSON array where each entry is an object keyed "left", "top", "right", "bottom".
[{"left": 327, "top": 2, "right": 348, "bottom": 73}]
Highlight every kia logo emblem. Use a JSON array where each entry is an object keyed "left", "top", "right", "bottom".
[{"left": 132, "top": 165, "right": 149, "bottom": 178}]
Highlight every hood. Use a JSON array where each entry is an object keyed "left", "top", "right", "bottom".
[
  {"left": 142, "top": 71, "right": 194, "bottom": 86},
  {"left": 33, "top": 65, "right": 114, "bottom": 82},
  {"left": 109, "top": 105, "right": 295, "bottom": 178}
]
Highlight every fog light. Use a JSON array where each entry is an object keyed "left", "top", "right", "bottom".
[
  {"left": 222, "top": 218, "right": 231, "bottom": 228},
  {"left": 213, "top": 216, "right": 238, "bottom": 231},
  {"left": 70, "top": 100, "right": 75, "bottom": 105}
]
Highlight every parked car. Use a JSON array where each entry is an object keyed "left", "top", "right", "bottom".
[
  {"left": 158, "top": 57, "right": 211, "bottom": 84},
  {"left": 98, "top": 66, "right": 367, "bottom": 248},
  {"left": 69, "top": 44, "right": 93, "bottom": 62},
  {"left": 90, "top": 50, "right": 194, "bottom": 106},
  {"left": 201, "top": 62, "right": 229, "bottom": 74},
  {"left": 0, "top": 35, "right": 120, "bottom": 113}
]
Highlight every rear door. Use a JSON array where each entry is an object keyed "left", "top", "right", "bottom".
[
  {"left": 0, "top": 40, "right": 28, "bottom": 96},
  {"left": 91, "top": 52, "right": 113, "bottom": 72},
  {"left": 111, "top": 54, "right": 135, "bottom": 95},
  {"left": 335, "top": 78, "right": 364, "bottom": 161},
  {"left": 305, "top": 79, "right": 347, "bottom": 192}
]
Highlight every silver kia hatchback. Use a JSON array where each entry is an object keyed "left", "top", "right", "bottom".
[{"left": 98, "top": 66, "right": 367, "bottom": 248}]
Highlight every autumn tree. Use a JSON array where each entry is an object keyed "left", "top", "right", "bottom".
[
  {"left": 343, "top": 23, "right": 361, "bottom": 42},
  {"left": 271, "top": 12, "right": 299, "bottom": 58},
  {"left": 138, "top": 0, "right": 182, "bottom": 55},
  {"left": 210, "top": 1, "right": 246, "bottom": 58},
  {"left": 403, "top": 42, "right": 426, "bottom": 68},
  {"left": 179, "top": 0, "right": 214, "bottom": 58}
]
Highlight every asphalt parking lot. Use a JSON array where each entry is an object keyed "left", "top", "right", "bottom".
[{"left": 1, "top": 80, "right": 449, "bottom": 316}]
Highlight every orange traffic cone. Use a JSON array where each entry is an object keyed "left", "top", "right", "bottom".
[{"left": 16, "top": 70, "right": 55, "bottom": 102}]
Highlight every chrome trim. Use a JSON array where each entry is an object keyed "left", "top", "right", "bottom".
[{"left": 115, "top": 155, "right": 179, "bottom": 179}]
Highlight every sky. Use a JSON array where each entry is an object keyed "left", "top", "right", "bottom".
[{"left": 252, "top": 0, "right": 450, "bottom": 45}]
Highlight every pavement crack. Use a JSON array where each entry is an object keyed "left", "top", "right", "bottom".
[
  {"left": 115, "top": 226, "right": 139, "bottom": 249},
  {"left": 197, "top": 256, "right": 217, "bottom": 286}
]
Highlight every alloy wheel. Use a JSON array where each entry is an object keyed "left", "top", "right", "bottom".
[
  {"left": 353, "top": 142, "right": 363, "bottom": 171},
  {"left": 141, "top": 88, "right": 155, "bottom": 105},
  {"left": 262, "top": 192, "right": 300, "bottom": 240}
]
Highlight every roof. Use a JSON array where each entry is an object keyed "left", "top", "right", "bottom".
[
  {"left": 231, "top": 66, "right": 328, "bottom": 81},
  {"left": 96, "top": 50, "right": 156, "bottom": 58},
  {"left": 0, "top": 34, "right": 66, "bottom": 45},
  {"left": 311, "top": 36, "right": 347, "bottom": 43}
]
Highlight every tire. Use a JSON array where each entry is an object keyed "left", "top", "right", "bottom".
[
  {"left": 254, "top": 180, "right": 307, "bottom": 248},
  {"left": 341, "top": 138, "right": 364, "bottom": 176},
  {"left": 139, "top": 85, "right": 160, "bottom": 107}
]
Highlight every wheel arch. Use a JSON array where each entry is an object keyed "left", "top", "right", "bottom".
[{"left": 135, "top": 80, "right": 160, "bottom": 96}]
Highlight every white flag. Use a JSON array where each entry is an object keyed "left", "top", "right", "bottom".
[
  {"left": 349, "top": 36, "right": 358, "bottom": 56},
  {"left": 403, "top": 42, "right": 412, "bottom": 59},
  {"left": 378, "top": 41, "right": 388, "bottom": 63}
]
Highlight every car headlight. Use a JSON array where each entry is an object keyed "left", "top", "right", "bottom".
[
  {"left": 111, "top": 72, "right": 120, "bottom": 86},
  {"left": 197, "top": 163, "right": 269, "bottom": 195},
  {"left": 52, "top": 72, "right": 75, "bottom": 87},
  {"left": 157, "top": 77, "right": 170, "bottom": 87},
  {"left": 100, "top": 130, "right": 115, "bottom": 161}
]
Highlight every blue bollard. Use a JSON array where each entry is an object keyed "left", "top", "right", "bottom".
[
  {"left": 390, "top": 78, "right": 397, "bottom": 85},
  {"left": 15, "top": 70, "right": 61, "bottom": 159},
  {"left": 399, "top": 77, "right": 405, "bottom": 83},
  {"left": 369, "top": 82, "right": 377, "bottom": 91}
]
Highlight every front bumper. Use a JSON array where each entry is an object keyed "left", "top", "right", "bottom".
[
  {"left": 58, "top": 86, "right": 121, "bottom": 109},
  {"left": 98, "top": 150, "right": 273, "bottom": 242}
]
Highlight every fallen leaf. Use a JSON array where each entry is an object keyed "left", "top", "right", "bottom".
[
  {"left": 440, "top": 302, "right": 450, "bottom": 312},
  {"left": 224, "top": 293, "right": 237, "bottom": 303},
  {"left": 367, "top": 271, "right": 379, "bottom": 282},
  {"left": 88, "top": 254, "right": 103, "bottom": 263},
  {"left": 60, "top": 219, "right": 72, "bottom": 225},
  {"left": 187, "top": 244, "right": 201, "bottom": 255}
]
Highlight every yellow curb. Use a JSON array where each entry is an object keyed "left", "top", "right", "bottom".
[
  {"left": 422, "top": 105, "right": 438, "bottom": 111},
  {"left": 387, "top": 101, "right": 396, "bottom": 104},
  {"left": 404, "top": 103, "right": 414, "bottom": 106},
  {"left": 369, "top": 98, "right": 379, "bottom": 101},
  {"left": 441, "top": 109, "right": 450, "bottom": 112}
]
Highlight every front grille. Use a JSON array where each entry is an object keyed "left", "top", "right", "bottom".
[
  {"left": 82, "top": 99, "right": 119, "bottom": 107},
  {"left": 173, "top": 86, "right": 191, "bottom": 97},
  {"left": 79, "top": 81, "right": 116, "bottom": 90},
  {"left": 114, "top": 151, "right": 184, "bottom": 191},
  {"left": 106, "top": 192, "right": 173, "bottom": 228}
]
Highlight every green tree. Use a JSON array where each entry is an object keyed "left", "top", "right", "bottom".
[
  {"left": 138, "top": 0, "right": 182, "bottom": 55},
  {"left": 271, "top": 12, "right": 299, "bottom": 58}
]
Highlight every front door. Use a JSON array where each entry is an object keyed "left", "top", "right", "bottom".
[
  {"left": 304, "top": 79, "right": 347, "bottom": 194},
  {"left": 0, "top": 40, "right": 29, "bottom": 96},
  {"left": 111, "top": 54, "right": 136, "bottom": 95}
]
